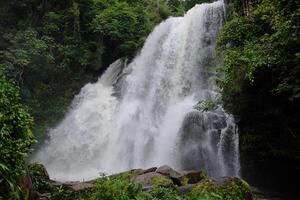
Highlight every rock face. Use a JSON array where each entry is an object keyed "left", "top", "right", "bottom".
[
  {"left": 52, "top": 181, "right": 95, "bottom": 191},
  {"left": 133, "top": 172, "right": 165, "bottom": 187},
  {"left": 177, "top": 110, "right": 232, "bottom": 176},
  {"left": 156, "top": 165, "right": 182, "bottom": 177},
  {"left": 155, "top": 165, "right": 183, "bottom": 185},
  {"left": 28, "top": 163, "right": 253, "bottom": 200},
  {"left": 138, "top": 167, "right": 157, "bottom": 175}
]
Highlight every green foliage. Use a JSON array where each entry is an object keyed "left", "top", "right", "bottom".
[
  {"left": 218, "top": 0, "right": 300, "bottom": 101},
  {"left": 189, "top": 179, "right": 251, "bottom": 200},
  {"left": 184, "top": 0, "right": 214, "bottom": 10},
  {"left": 149, "top": 187, "right": 181, "bottom": 200},
  {"left": 90, "top": 174, "right": 251, "bottom": 200},
  {"left": 150, "top": 176, "right": 174, "bottom": 189},
  {"left": 194, "top": 100, "right": 217, "bottom": 112},
  {"left": 219, "top": 179, "right": 251, "bottom": 200},
  {"left": 0, "top": 0, "right": 179, "bottom": 141},
  {"left": 91, "top": 175, "right": 143, "bottom": 200},
  {"left": 0, "top": 65, "right": 35, "bottom": 199},
  {"left": 0, "top": 0, "right": 214, "bottom": 144},
  {"left": 190, "top": 180, "right": 219, "bottom": 197},
  {"left": 91, "top": 1, "right": 152, "bottom": 58},
  {"left": 217, "top": 17, "right": 260, "bottom": 49},
  {"left": 0, "top": 1, "right": 197, "bottom": 198},
  {"left": 51, "top": 186, "right": 94, "bottom": 200},
  {"left": 27, "top": 165, "right": 252, "bottom": 200},
  {"left": 93, "top": 2, "right": 137, "bottom": 40},
  {"left": 28, "top": 163, "right": 52, "bottom": 194},
  {"left": 28, "top": 163, "right": 94, "bottom": 200},
  {"left": 217, "top": 0, "right": 300, "bottom": 189}
]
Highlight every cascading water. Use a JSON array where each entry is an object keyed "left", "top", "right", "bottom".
[{"left": 32, "top": 0, "right": 240, "bottom": 181}]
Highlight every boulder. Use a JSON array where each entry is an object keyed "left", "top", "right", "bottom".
[
  {"left": 108, "top": 168, "right": 142, "bottom": 179},
  {"left": 156, "top": 165, "right": 184, "bottom": 186},
  {"left": 156, "top": 165, "right": 182, "bottom": 177},
  {"left": 181, "top": 170, "right": 206, "bottom": 184},
  {"left": 138, "top": 167, "right": 157, "bottom": 175},
  {"left": 133, "top": 172, "right": 165, "bottom": 187},
  {"left": 52, "top": 181, "right": 95, "bottom": 191},
  {"left": 27, "top": 163, "right": 253, "bottom": 200}
]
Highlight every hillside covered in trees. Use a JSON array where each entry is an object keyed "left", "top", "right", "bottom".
[
  {"left": 0, "top": 0, "right": 184, "bottom": 139},
  {"left": 218, "top": 0, "right": 300, "bottom": 193}
]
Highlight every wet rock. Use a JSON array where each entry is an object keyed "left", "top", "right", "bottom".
[
  {"left": 139, "top": 167, "right": 157, "bottom": 175},
  {"left": 213, "top": 177, "right": 232, "bottom": 187},
  {"left": 53, "top": 181, "right": 95, "bottom": 191},
  {"left": 108, "top": 168, "right": 142, "bottom": 179},
  {"left": 133, "top": 172, "right": 165, "bottom": 187},
  {"left": 156, "top": 165, "right": 184, "bottom": 186},
  {"left": 156, "top": 165, "right": 182, "bottom": 177}
]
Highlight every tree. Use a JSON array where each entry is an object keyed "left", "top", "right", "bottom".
[
  {"left": 217, "top": 0, "right": 300, "bottom": 191},
  {"left": 0, "top": 65, "right": 35, "bottom": 199}
]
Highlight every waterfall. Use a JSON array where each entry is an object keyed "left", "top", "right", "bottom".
[{"left": 32, "top": 0, "right": 240, "bottom": 181}]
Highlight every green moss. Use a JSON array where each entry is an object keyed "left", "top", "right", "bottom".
[
  {"left": 191, "top": 180, "right": 219, "bottom": 196},
  {"left": 151, "top": 176, "right": 174, "bottom": 188},
  {"left": 28, "top": 163, "right": 253, "bottom": 200},
  {"left": 220, "top": 178, "right": 252, "bottom": 200},
  {"left": 182, "top": 170, "right": 208, "bottom": 185},
  {"left": 181, "top": 177, "right": 189, "bottom": 186},
  {"left": 188, "top": 178, "right": 252, "bottom": 200},
  {"left": 194, "top": 100, "right": 217, "bottom": 112}
]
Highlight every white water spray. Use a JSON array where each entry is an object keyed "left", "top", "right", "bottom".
[{"left": 32, "top": 0, "right": 240, "bottom": 181}]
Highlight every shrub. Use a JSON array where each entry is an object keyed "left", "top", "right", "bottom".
[
  {"left": 0, "top": 65, "right": 35, "bottom": 199},
  {"left": 91, "top": 175, "right": 143, "bottom": 200}
]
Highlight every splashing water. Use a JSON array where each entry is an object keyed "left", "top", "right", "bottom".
[{"left": 32, "top": 0, "right": 240, "bottom": 181}]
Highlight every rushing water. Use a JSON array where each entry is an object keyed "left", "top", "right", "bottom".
[{"left": 32, "top": 0, "right": 240, "bottom": 181}]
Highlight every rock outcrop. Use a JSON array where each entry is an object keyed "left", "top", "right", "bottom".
[{"left": 27, "top": 163, "right": 253, "bottom": 200}]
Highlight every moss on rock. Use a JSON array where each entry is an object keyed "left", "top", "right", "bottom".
[
  {"left": 28, "top": 164, "right": 253, "bottom": 200},
  {"left": 189, "top": 178, "right": 253, "bottom": 200},
  {"left": 151, "top": 175, "right": 174, "bottom": 188}
]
